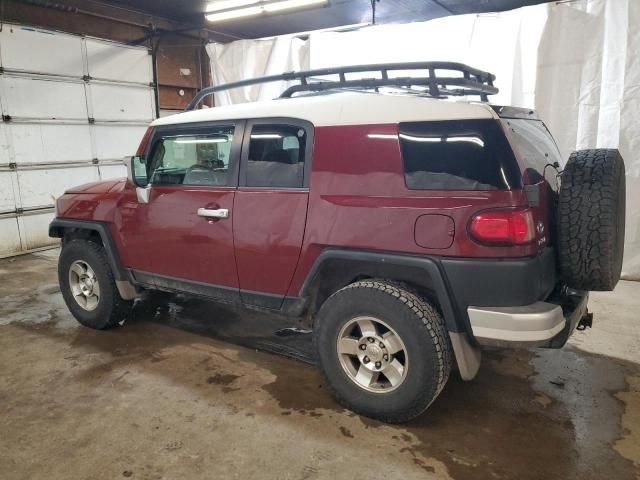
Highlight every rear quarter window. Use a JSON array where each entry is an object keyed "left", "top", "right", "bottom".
[
  {"left": 399, "top": 120, "right": 521, "bottom": 191},
  {"left": 502, "top": 118, "right": 563, "bottom": 188}
]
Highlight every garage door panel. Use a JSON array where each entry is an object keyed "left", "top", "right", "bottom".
[
  {"left": 0, "top": 217, "right": 22, "bottom": 256},
  {"left": 0, "top": 24, "right": 155, "bottom": 256},
  {"left": 0, "top": 27, "right": 84, "bottom": 76},
  {"left": 86, "top": 39, "right": 152, "bottom": 84},
  {"left": 2, "top": 77, "right": 88, "bottom": 119},
  {"left": 90, "top": 84, "right": 154, "bottom": 121},
  {"left": 17, "top": 166, "right": 99, "bottom": 208},
  {"left": 20, "top": 212, "right": 58, "bottom": 250},
  {"left": 0, "top": 124, "right": 11, "bottom": 164},
  {"left": 0, "top": 171, "right": 18, "bottom": 212},
  {"left": 99, "top": 163, "right": 127, "bottom": 180},
  {"left": 10, "top": 124, "right": 92, "bottom": 164},
  {"left": 94, "top": 124, "right": 148, "bottom": 160}
]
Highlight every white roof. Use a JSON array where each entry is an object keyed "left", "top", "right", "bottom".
[{"left": 152, "top": 91, "right": 498, "bottom": 128}]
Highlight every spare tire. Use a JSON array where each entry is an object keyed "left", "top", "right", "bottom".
[{"left": 557, "top": 149, "right": 625, "bottom": 291}]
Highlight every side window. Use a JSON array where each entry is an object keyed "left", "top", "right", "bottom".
[
  {"left": 503, "top": 119, "right": 563, "bottom": 188},
  {"left": 244, "top": 124, "right": 306, "bottom": 188},
  {"left": 148, "top": 127, "right": 234, "bottom": 186},
  {"left": 399, "top": 120, "right": 520, "bottom": 191}
]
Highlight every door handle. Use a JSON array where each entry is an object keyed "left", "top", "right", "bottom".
[{"left": 197, "top": 207, "right": 229, "bottom": 219}]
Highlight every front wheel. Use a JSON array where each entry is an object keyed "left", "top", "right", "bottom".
[
  {"left": 58, "top": 239, "right": 132, "bottom": 329},
  {"left": 314, "top": 280, "right": 452, "bottom": 423}
]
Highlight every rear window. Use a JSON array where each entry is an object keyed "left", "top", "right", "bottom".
[
  {"left": 502, "top": 118, "right": 562, "bottom": 188},
  {"left": 399, "top": 120, "right": 521, "bottom": 191}
]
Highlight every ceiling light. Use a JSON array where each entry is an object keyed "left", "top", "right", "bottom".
[
  {"left": 206, "top": 0, "right": 259, "bottom": 13},
  {"left": 205, "top": 0, "right": 328, "bottom": 23},
  {"left": 206, "top": 5, "right": 262, "bottom": 22},
  {"left": 263, "top": 0, "right": 327, "bottom": 13}
]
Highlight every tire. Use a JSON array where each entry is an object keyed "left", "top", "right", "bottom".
[
  {"left": 314, "top": 280, "right": 452, "bottom": 423},
  {"left": 58, "top": 239, "right": 132, "bottom": 329},
  {"left": 557, "top": 149, "right": 625, "bottom": 291}
]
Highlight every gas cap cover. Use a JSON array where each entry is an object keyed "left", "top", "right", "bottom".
[{"left": 414, "top": 214, "right": 455, "bottom": 249}]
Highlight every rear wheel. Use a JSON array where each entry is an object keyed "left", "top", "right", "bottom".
[
  {"left": 557, "top": 149, "right": 625, "bottom": 291},
  {"left": 314, "top": 280, "right": 452, "bottom": 423},
  {"left": 59, "top": 239, "right": 132, "bottom": 329}
]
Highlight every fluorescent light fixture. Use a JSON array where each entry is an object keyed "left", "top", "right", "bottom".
[
  {"left": 174, "top": 138, "right": 229, "bottom": 144},
  {"left": 264, "top": 0, "right": 327, "bottom": 13},
  {"left": 205, "top": 0, "right": 327, "bottom": 23},
  {"left": 206, "top": 5, "right": 262, "bottom": 22},
  {"left": 206, "top": 0, "right": 258, "bottom": 12}
]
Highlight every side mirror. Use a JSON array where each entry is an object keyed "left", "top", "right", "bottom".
[
  {"left": 124, "top": 156, "right": 150, "bottom": 204},
  {"left": 125, "top": 156, "right": 136, "bottom": 184}
]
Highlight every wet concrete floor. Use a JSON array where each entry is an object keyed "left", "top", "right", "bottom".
[{"left": 1, "top": 249, "right": 639, "bottom": 479}]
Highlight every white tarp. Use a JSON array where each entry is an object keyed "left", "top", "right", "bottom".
[{"left": 206, "top": 0, "right": 640, "bottom": 279}]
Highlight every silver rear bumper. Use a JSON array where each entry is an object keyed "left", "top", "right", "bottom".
[{"left": 468, "top": 299, "right": 580, "bottom": 347}]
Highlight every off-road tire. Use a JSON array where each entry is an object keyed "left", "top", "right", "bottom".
[
  {"left": 557, "top": 149, "right": 625, "bottom": 291},
  {"left": 58, "top": 239, "right": 132, "bottom": 329},
  {"left": 314, "top": 280, "right": 452, "bottom": 423}
]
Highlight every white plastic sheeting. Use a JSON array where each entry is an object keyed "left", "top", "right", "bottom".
[
  {"left": 207, "top": 36, "right": 309, "bottom": 106},
  {"left": 207, "top": 0, "right": 640, "bottom": 278}
]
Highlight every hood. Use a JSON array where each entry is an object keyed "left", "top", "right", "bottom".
[{"left": 65, "top": 178, "right": 126, "bottom": 194}]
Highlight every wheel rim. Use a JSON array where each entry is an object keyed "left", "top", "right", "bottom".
[
  {"left": 68, "top": 260, "right": 100, "bottom": 311},
  {"left": 337, "top": 316, "right": 408, "bottom": 393}
]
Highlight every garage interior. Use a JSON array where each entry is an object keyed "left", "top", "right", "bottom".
[{"left": 1, "top": 0, "right": 639, "bottom": 479}]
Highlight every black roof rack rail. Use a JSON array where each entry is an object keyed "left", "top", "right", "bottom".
[{"left": 184, "top": 61, "right": 498, "bottom": 111}]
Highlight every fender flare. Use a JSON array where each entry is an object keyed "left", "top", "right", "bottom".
[
  {"left": 49, "top": 218, "right": 137, "bottom": 300},
  {"left": 299, "top": 248, "right": 465, "bottom": 333}
]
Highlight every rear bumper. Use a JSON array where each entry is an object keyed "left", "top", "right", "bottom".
[
  {"left": 439, "top": 248, "right": 557, "bottom": 337},
  {"left": 467, "top": 289, "right": 589, "bottom": 347}
]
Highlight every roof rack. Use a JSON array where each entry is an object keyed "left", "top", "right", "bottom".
[{"left": 185, "top": 61, "right": 498, "bottom": 111}]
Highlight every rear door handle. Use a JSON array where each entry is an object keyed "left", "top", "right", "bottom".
[{"left": 197, "top": 207, "right": 229, "bottom": 219}]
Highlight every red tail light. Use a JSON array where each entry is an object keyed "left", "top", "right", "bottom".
[
  {"left": 469, "top": 208, "right": 535, "bottom": 246},
  {"left": 135, "top": 127, "right": 153, "bottom": 156}
]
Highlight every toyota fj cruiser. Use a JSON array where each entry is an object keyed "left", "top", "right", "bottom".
[{"left": 50, "top": 62, "right": 626, "bottom": 423}]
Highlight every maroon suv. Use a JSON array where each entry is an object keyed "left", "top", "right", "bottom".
[{"left": 50, "top": 63, "right": 625, "bottom": 423}]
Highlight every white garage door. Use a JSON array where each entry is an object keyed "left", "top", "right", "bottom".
[{"left": 0, "top": 24, "right": 155, "bottom": 257}]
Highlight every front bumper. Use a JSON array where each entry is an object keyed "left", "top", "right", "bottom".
[{"left": 467, "top": 289, "right": 589, "bottom": 348}]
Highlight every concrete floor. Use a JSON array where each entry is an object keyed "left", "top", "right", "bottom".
[{"left": 1, "top": 249, "right": 639, "bottom": 480}]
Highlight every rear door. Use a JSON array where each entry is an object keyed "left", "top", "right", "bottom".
[
  {"left": 131, "top": 122, "right": 243, "bottom": 301},
  {"left": 233, "top": 119, "right": 312, "bottom": 309}
]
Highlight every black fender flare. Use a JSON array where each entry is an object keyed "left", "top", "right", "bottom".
[
  {"left": 49, "top": 218, "right": 137, "bottom": 299},
  {"left": 298, "top": 248, "right": 465, "bottom": 334}
]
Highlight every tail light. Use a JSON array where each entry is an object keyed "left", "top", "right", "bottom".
[
  {"left": 469, "top": 208, "right": 535, "bottom": 246},
  {"left": 136, "top": 127, "right": 153, "bottom": 156}
]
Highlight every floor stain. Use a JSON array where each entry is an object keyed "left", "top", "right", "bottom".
[
  {"left": 206, "top": 373, "right": 240, "bottom": 386},
  {"left": 614, "top": 376, "right": 640, "bottom": 468}
]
